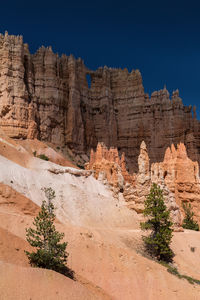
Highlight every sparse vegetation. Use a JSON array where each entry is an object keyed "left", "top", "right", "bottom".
[
  {"left": 25, "top": 187, "right": 73, "bottom": 278},
  {"left": 140, "top": 183, "right": 174, "bottom": 262},
  {"left": 141, "top": 186, "right": 200, "bottom": 285},
  {"left": 182, "top": 202, "right": 199, "bottom": 231},
  {"left": 37, "top": 154, "right": 49, "bottom": 161},
  {"left": 159, "top": 261, "right": 200, "bottom": 285},
  {"left": 77, "top": 163, "right": 84, "bottom": 169},
  {"left": 33, "top": 151, "right": 49, "bottom": 161}
]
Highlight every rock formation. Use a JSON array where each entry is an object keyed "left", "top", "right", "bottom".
[
  {"left": 123, "top": 142, "right": 151, "bottom": 214},
  {"left": 85, "top": 143, "right": 135, "bottom": 194},
  {"left": 0, "top": 32, "right": 200, "bottom": 171},
  {"left": 123, "top": 142, "right": 181, "bottom": 227},
  {"left": 87, "top": 141, "right": 200, "bottom": 227},
  {"left": 151, "top": 143, "right": 200, "bottom": 225}
]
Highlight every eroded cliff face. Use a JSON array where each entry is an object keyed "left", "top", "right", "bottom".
[
  {"left": 0, "top": 32, "right": 200, "bottom": 171},
  {"left": 87, "top": 142, "right": 200, "bottom": 227},
  {"left": 85, "top": 143, "right": 135, "bottom": 193},
  {"left": 0, "top": 32, "right": 90, "bottom": 153},
  {"left": 152, "top": 143, "right": 200, "bottom": 224}
]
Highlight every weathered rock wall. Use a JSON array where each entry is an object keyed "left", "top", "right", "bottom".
[
  {"left": 87, "top": 141, "right": 200, "bottom": 227},
  {"left": 152, "top": 143, "right": 200, "bottom": 224},
  {"left": 85, "top": 142, "right": 135, "bottom": 190},
  {"left": 0, "top": 32, "right": 200, "bottom": 171},
  {"left": 0, "top": 32, "right": 90, "bottom": 152},
  {"left": 86, "top": 142, "right": 182, "bottom": 227}
]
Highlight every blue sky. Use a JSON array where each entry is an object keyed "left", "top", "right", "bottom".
[{"left": 1, "top": 0, "right": 200, "bottom": 117}]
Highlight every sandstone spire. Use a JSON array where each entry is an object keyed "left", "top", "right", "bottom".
[
  {"left": 137, "top": 141, "right": 150, "bottom": 184},
  {"left": 0, "top": 32, "right": 199, "bottom": 172},
  {"left": 85, "top": 143, "right": 134, "bottom": 189}
]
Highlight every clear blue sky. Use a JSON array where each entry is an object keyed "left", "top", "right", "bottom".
[{"left": 1, "top": 0, "right": 200, "bottom": 117}]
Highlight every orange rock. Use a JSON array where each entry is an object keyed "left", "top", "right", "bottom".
[
  {"left": 152, "top": 143, "right": 200, "bottom": 225},
  {"left": 85, "top": 143, "right": 135, "bottom": 189},
  {"left": 1, "top": 32, "right": 200, "bottom": 174},
  {"left": 87, "top": 141, "right": 200, "bottom": 228}
]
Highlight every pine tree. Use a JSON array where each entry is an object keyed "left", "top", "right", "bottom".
[
  {"left": 25, "top": 187, "right": 73, "bottom": 278},
  {"left": 140, "top": 183, "right": 174, "bottom": 262},
  {"left": 182, "top": 202, "right": 199, "bottom": 231}
]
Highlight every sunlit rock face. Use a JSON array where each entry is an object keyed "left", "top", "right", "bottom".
[
  {"left": 122, "top": 141, "right": 181, "bottom": 227},
  {"left": 0, "top": 32, "right": 200, "bottom": 171},
  {"left": 87, "top": 141, "right": 200, "bottom": 228},
  {"left": 151, "top": 142, "right": 200, "bottom": 225},
  {"left": 85, "top": 143, "right": 135, "bottom": 194}
]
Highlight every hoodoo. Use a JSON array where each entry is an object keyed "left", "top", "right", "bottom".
[
  {"left": 87, "top": 141, "right": 200, "bottom": 228},
  {"left": 1, "top": 31, "right": 200, "bottom": 300},
  {"left": 0, "top": 32, "right": 199, "bottom": 171}
]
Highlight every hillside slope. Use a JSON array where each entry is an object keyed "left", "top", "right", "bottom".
[{"left": 0, "top": 136, "right": 200, "bottom": 299}]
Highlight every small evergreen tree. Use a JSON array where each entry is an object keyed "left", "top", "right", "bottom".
[
  {"left": 182, "top": 202, "right": 199, "bottom": 231},
  {"left": 25, "top": 187, "right": 73, "bottom": 278},
  {"left": 140, "top": 183, "right": 174, "bottom": 262}
]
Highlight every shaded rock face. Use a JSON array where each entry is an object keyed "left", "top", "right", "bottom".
[{"left": 0, "top": 32, "right": 200, "bottom": 171}]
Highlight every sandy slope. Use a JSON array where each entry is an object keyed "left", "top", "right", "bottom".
[
  {"left": 0, "top": 128, "right": 77, "bottom": 169},
  {"left": 0, "top": 136, "right": 200, "bottom": 299},
  {"left": 18, "top": 138, "right": 78, "bottom": 168},
  {"left": 1, "top": 199, "right": 200, "bottom": 300},
  {"left": 0, "top": 153, "right": 138, "bottom": 228},
  {"left": 0, "top": 184, "right": 111, "bottom": 299},
  {"left": 0, "top": 261, "right": 108, "bottom": 300}
]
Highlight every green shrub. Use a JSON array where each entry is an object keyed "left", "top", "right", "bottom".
[
  {"left": 182, "top": 203, "right": 199, "bottom": 231},
  {"left": 37, "top": 154, "right": 49, "bottom": 161},
  {"left": 140, "top": 183, "right": 174, "bottom": 262},
  {"left": 77, "top": 164, "right": 84, "bottom": 169},
  {"left": 159, "top": 261, "right": 200, "bottom": 285}
]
